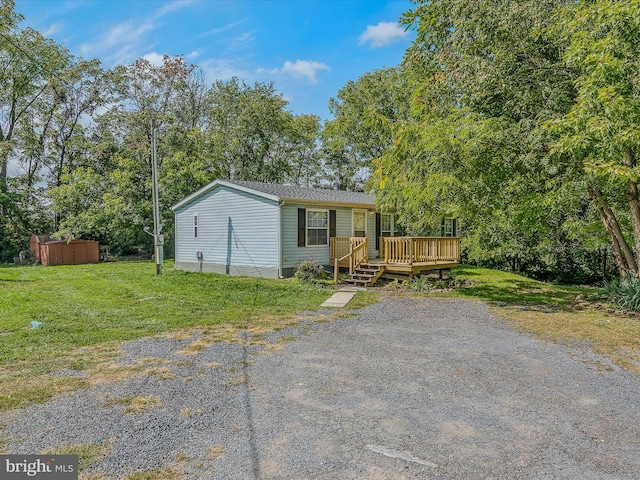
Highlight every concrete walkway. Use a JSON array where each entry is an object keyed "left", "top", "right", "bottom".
[{"left": 320, "top": 286, "right": 363, "bottom": 307}]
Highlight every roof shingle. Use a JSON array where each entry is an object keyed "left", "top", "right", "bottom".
[{"left": 226, "top": 180, "right": 375, "bottom": 205}]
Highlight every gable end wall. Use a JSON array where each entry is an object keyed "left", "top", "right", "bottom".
[{"left": 174, "top": 186, "right": 279, "bottom": 278}]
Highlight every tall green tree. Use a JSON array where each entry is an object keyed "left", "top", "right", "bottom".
[
  {"left": 204, "top": 78, "right": 300, "bottom": 182},
  {"left": 0, "top": 27, "right": 69, "bottom": 180},
  {"left": 547, "top": 0, "right": 640, "bottom": 276},
  {"left": 369, "top": 0, "right": 615, "bottom": 281},
  {"left": 0, "top": 0, "right": 19, "bottom": 30},
  {"left": 284, "top": 113, "right": 323, "bottom": 187},
  {"left": 0, "top": 20, "right": 71, "bottom": 260},
  {"left": 322, "top": 67, "right": 412, "bottom": 191}
]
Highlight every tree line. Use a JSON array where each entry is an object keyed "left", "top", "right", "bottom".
[
  {"left": 2, "top": 0, "right": 640, "bottom": 285},
  {"left": 364, "top": 0, "right": 639, "bottom": 283},
  {"left": 0, "top": 1, "right": 362, "bottom": 260}
]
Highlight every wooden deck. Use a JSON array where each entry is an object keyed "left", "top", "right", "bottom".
[
  {"left": 331, "top": 236, "right": 461, "bottom": 284},
  {"left": 378, "top": 236, "right": 460, "bottom": 276}
]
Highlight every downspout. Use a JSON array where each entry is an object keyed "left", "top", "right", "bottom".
[
  {"left": 278, "top": 200, "right": 284, "bottom": 278},
  {"left": 173, "top": 211, "right": 178, "bottom": 269}
]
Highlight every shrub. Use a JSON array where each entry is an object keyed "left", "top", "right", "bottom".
[
  {"left": 411, "top": 275, "right": 431, "bottom": 292},
  {"left": 410, "top": 273, "right": 468, "bottom": 292},
  {"left": 601, "top": 275, "right": 640, "bottom": 312},
  {"left": 294, "top": 260, "right": 326, "bottom": 283}
]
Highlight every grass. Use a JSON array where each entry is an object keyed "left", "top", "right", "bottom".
[
  {"left": 2, "top": 259, "right": 637, "bottom": 416},
  {"left": 346, "top": 290, "right": 379, "bottom": 309},
  {"left": 0, "top": 260, "right": 331, "bottom": 411},
  {"left": 448, "top": 266, "right": 640, "bottom": 373},
  {"left": 449, "top": 265, "right": 585, "bottom": 306},
  {"left": 103, "top": 395, "right": 161, "bottom": 414},
  {"left": 44, "top": 442, "right": 111, "bottom": 471}
]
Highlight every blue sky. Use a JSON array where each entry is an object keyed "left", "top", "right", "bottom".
[{"left": 16, "top": 0, "right": 415, "bottom": 120}]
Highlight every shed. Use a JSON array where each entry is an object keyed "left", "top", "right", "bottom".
[{"left": 30, "top": 235, "right": 99, "bottom": 266}]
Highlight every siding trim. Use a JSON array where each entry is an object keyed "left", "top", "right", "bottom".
[{"left": 278, "top": 203, "right": 283, "bottom": 277}]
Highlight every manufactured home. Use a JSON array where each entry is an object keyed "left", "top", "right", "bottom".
[{"left": 171, "top": 180, "right": 460, "bottom": 284}]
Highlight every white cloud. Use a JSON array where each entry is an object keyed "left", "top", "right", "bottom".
[
  {"left": 142, "top": 52, "right": 165, "bottom": 66},
  {"left": 42, "top": 21, "right": 63, "bottom": 37},
  {"left": 200, "top": 58, "right": 254, "bottom": 82},
  {"left": 78, "top": 1, "right": 196, "bottom": 66},
  {"left": 279, "top": 60, "right": 330, "bottom": 83},
  {"left": 157, "top": 0, "right": 198, "bottom": 17},
  {"left": 359, "top": 21, "right": 408, "bottom": 48},
  {"left": 198, "top": 19, "right": 248, "bottom": 38},
  {"left": 79, "top": 19, "right": 156, "bottom": 64}
]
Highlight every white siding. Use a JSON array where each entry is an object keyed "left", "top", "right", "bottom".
[
  {"left": 281, "top": 204, "right": 380, "bottom": 270},
  {"left": 174, "top": 185, "right": 279, "bottom": 277}
]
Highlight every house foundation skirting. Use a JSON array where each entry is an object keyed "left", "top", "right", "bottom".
[{"left": 175, "top": 261, "right": 279, "bottom": 279}]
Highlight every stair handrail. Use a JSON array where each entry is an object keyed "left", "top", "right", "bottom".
[
  {"left": 333, "top": 238, "right": 369, "bottom": 283},
  {"left": 334, "top": 251, "right": 352, "bottom": 284}
]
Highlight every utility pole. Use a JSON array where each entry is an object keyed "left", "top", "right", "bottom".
[{"left": 151, "top": 127, "right": 163, "bottom": 276}]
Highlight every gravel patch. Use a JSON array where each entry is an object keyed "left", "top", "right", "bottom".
[{"left": 3, "top": 296, "right": 640, "bottom": 479}]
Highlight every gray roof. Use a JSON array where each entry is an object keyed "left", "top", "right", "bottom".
[
  {"left": 172, "top": 179, "right": 376, "bottom": 210},
  {"left": 226, "top": 180, "right": 375, "bottom": 205}
]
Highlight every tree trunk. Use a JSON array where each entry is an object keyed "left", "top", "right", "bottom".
[
  {"left": 589, "top": 185, "right": 638, "bottom": 276},
  {"left": 624, "top": 149, "right": 640, "bottom": 272}
]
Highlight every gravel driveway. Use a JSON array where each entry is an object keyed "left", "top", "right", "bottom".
[{"left": 4, "top": 296, "right": 640, "bottom": 479}]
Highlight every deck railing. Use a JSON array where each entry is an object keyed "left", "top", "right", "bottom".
[
  {"left": 382, "top": 237, "right": 460, "bottom": 265},
  {"left": 330, "top": 237, "right": 368, "bottom": 282}
]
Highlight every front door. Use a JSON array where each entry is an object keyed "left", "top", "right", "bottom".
[{"left": 353, "top": 210, "right": 367, "bottom": 237}]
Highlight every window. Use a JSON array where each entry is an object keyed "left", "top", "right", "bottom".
[
  {"left": 381, "top": 214, "right": 393, "bottom": 237},
  {"left": 193, "top": 215, "right": 198, "bottom": 238},
  {"left": 307, "top": 210, "right": 328, "bottom": 246},
  {"left": 353, "top": 210, "right": 367, "bottom": 237},
  {"left": 442, "top": 218, "right": 457, "bottom": 237}
]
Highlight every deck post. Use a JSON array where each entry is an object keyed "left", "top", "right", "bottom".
[
  {"left": 409, "top": 238, "right": 414, "bottom": 266},
  {"left": 349, "top": 242, "right": 354, "bottom": 274}
]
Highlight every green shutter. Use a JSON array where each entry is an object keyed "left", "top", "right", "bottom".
[
  {"left": 329, "top": 210, "right": 336, "bottom": 239},
  {"left": 298, "top": 208, "right": 306, "bottom": 247}
]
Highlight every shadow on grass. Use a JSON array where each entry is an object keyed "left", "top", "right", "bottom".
[{"left": 451, "top": 266, "right": 584, "bottom": 308}]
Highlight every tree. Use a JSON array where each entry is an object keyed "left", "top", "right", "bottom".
[
  {"left": 0, "top": 23, "right": 71, "bottom": 260},
  {"left": 81, "top": 56, "right": 204, "bottom": 254},
  {"left": 369, "top": 0, "right": 617, "bottom": 282},
  {"left": 0, "top": 0, "right": 19, "bottom": 35},
  {"left": 204, "top": 78, "right": 300, "bottom": 182},
  {"left": 283, "top": 114, "right": 323, "bottom": 187},
  {"left": 322, "top": 67, "right": 412, "bottom": 191},
  {"left": 547, "top": 0, "right": 640, "bottom": 277},
  {"left": 0, "top": 27, "right": 69, "bottom": 181}
]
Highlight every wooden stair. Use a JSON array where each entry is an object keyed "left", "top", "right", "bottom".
[{"left": 343, "top": 263, "right": 386, "bottom": 287}]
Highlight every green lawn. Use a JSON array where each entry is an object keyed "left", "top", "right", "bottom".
[
  {"left": 1, "top": 261, "right": 637, "bottom": 413},
  {"left": 449, "top": 265, "right": 587, "bottom": 306},
  {"left": 0, "top": 261, "right": 334, "bottom": 411}
]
